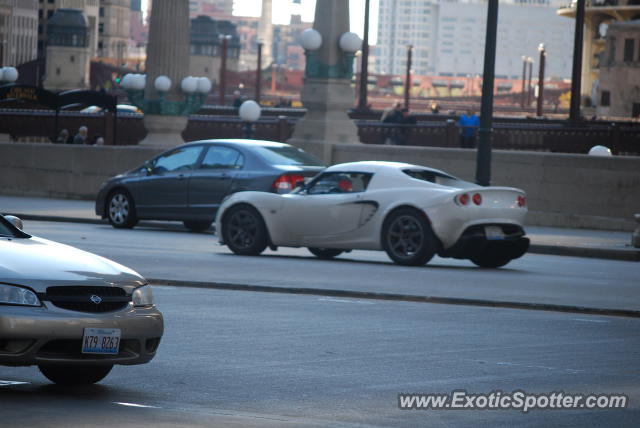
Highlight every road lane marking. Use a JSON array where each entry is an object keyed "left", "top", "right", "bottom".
[
  {"left": 317, "top": 297, "right": 374, "bottom": 305},
  {"left": 571, "top": 318, "right": 611, "bottom": 323}
]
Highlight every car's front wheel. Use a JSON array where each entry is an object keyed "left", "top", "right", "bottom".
[
  {"left": 222, "top": 205, "right": 268, "bottom": 256},
  {"left": 38, "top": 364, "right": 113, "bottom": 385},
  {"left": 382, "top": 208, "right": 439, "bottom": 266},
  {"left": 308, "top": 247, "right": 344, "bottom": 259},
  {"left": 183, "top": 220, "right": 212, "bottom": 233},
  {"left": 107, "top": 190, "right": 138, "bottom": 229}
]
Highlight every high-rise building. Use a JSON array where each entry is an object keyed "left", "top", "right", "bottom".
[
  {"left": 0, "top": 0, "right": 38, "bottom": 67},
  {"left": 98, "top": 0, "right": 130, "bottom": 64},
  {"left": 376, "top": 0, "right": 574, "bottom": 78}
]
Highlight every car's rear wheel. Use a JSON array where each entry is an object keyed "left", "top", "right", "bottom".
[
  {"left": 223, "top": 205, "right": 268, "bottom": 256},
  {"left": 107, "top": 190, "right": 138, "bottom": 229},
  {"left": 308, "top": 247, "right": 344, "bottom": 259},
  {"left": 382, "top": 208, "right": 438, "bottom": 266},
  {"left": 470, "top": 253, "right": 512, "bottom": 268},
  {"left": 183, "top": 220, "right": 212, "bottom": 233},
  {"left": 38, "top": 364, "right": 113, "bottom": 385}
]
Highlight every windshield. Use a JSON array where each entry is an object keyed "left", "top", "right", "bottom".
[{"left": 253, "top": 146, "right": 325, "bottom": 167}]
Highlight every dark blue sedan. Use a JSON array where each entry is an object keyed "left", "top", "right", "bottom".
[{"left": 95, "top": 139, "right": 325, "bottom": 231}]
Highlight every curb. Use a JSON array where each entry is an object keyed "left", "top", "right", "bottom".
[
  {"left": 7, "top": 213, "right": 639, "bottom": 262},
  {"left": 528, "top": 244, "right": 640, "bottom": 262},
  {"left": 149, "top": 278, "right": 640, "bottom": 319}
]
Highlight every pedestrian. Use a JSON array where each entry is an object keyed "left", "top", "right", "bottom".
[
  {"left": 381, "top": 102, "right": 402, "bottom": 123},
  {"left": 72, "top": 126, "right": 88, "bottom": 145},
  {"left": 232, "top": 90, "right": 243, "bottom": 108},
  {"left": 55, "top": 129, "right": 69, "bottom": 144},
  {"left": 430, "top": 102, "right": 439, "bottom": 114},
  {"left": 458, "top": 110, "right": 479, "bottom": 148}
]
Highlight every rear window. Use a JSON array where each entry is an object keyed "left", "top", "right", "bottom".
[
  {"left": 403, "top": 169, "right": 463, "bottom": 187},
  {"left": 254, "top": 146, "right": 325, "bottom": 167}
]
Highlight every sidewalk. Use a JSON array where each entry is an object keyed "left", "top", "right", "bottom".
[{"left": 1, "top": 195, "right": 638, "bottom": 262}]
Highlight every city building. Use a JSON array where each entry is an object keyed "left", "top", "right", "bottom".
[
  {"left": 189, "top": 15, "right": 240, "bottom": 82},
  {"left": 38, "top": 0, "right": 99, "bottom": 59},
  {"left": 596, "top": 20, "right": 640, "bottom": 118},
  {"left": 189, "top": 0, "right": 233, "bottom": 19},
  {"left": 43, "top": 8, "right": 91, "bottom": 90},
  {"left": 376, "top": 0, "right": 574, "bottom": 79},
  {"left": 0, "top": 0, "right": 38, "bottom": 67},
  {"left": 558, "top": 0, "right": 640, "bottom": 105},
  {"left": 98, "top": 0, "right": 130, "bottom": 64}
]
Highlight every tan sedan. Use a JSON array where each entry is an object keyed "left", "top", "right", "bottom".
[{"left": 0, "top": 215, "right": 163, "bottom": 385}]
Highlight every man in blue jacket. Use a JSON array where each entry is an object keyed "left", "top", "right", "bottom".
[{"left": 458, "top": 110, "right": 479, "bottom": 148}]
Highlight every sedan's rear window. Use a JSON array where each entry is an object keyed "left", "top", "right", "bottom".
[{"left": 254, "top": 146, "right": 325, "bottom": 167}]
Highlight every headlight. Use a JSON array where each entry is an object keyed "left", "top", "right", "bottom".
[
  {"left": 0, "top": 283, "right": 41, "bottom": 306},
  {"left": 132, "top": 285, "right": 154, "bottom": 307}
]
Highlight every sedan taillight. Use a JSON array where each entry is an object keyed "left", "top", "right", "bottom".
[
  {"left": 272, "top": 174, "right": 305, "bottom": 194},
  {"left": 517, "top": 195, "right": 526, "bottom": 207}
]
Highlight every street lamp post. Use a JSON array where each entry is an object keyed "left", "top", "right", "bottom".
[
  {"left": 255, "top": 42, "right": 263, "bottom": 104},
  {"left": 357, "top": 0, "right": 370, "bottom": 111},
  {"left": 520, "top": 56, "right": 527, "bottom": 109},
  {"left": 218, "top": 34, "right": 231, "bottom": 106},
  {"left": 404, "top": 45, "right": 413, "bottom": 110},
  {"left": 475, "top": 0, "right": 499, "bottom": 187},
  {"left": 569, "top": 0, "right": 586, "bottom": 121},
  {"left": 536, "top": 43, "right": 546, "bottom": 117},
  {"left": 527, "top": 57, "right": 533, "bottom": 107}
]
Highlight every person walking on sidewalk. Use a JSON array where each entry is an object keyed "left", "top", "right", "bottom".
[{"left": 458, "top": 110, "right": 479, "bottom": 148}]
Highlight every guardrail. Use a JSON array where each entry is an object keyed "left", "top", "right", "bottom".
[{"left": 1, "top": 109, "right": 638, "bottom": 155}]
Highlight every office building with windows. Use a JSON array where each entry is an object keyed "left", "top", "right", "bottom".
[{"left": 0, "top": 0, "right": 38, "bottom": 67}]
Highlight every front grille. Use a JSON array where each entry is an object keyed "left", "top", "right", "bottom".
[{"left": 43, "top": 286, "right": 130, "bottom": 313}]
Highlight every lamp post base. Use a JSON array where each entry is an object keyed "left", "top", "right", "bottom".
[
  {"left": 139, "top": 115, "right": 188, "bottom": 147},
  {"left": 288, "top": 78, "right": 359, "bottom": 163}
]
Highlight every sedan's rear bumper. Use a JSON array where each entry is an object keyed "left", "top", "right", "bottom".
[
  {"left": 439, "top": 224, "right": 529, "bottom": 260},
  {"left": 0, "top": 304, "right": 163, "bottom": 367}
]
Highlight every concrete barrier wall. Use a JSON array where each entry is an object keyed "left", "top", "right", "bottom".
[{"left": 1, "top": 142, "right": 638, "bottom": 230}]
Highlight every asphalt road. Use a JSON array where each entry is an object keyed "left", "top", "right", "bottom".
[
  {"left": 19, "top": 220, "right": 640, "bottom": 312},
  {"left": 1, "top": 286, "right": 639, "bottom": 427}
]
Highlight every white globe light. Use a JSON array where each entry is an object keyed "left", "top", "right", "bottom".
[
  {"left": 196, "top": 77, "right": 212, "bottom": 94},
  {"left": 136, "top": 74, "right": 147, "bottom": 90},
  {"left": 339, "top": 32, "right": 362, "bottom": 53},
  {"left": 239, "top": 100, "right": 261, "bottom": 122},
  {"left": 0, "top": 68, "right": 5, "bottom": 81},
  {"left": 154, "top": 75, "right": 172, "bottom": 92},
  {"left": 2, "top": 66, "right": 18, "bottom": 82},
  {"left": 121, "top": 73, "right": 132, "bottom": 89},
  {"left": 181, "top": 76, "right": 198, "bottom": 93},
  {"left": 588, "top": 145, "right": 612, "bottom": 157},
  {"left": 300, "top": 28, "right": 322, "bottom": 50}
]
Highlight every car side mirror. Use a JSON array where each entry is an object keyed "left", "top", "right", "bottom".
[
  {"left": 144, "top": 161, "right": 154, "bottom": 175},
  {"left": 5, "top": 215, "right": 24, "bottom": 231}
]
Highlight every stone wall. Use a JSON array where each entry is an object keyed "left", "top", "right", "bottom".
[{"left": 1, "top": 142, "right": 638, "bottom": 231}]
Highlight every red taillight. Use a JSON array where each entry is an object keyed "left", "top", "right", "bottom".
[
  {"left": 272, "top": 174, "right": 305, "bottom": 194},
  {"left": 517, "top": 195, "right": 526, "bottom": 207},
  {"left": 456, "top": 193, "right": 469, "bottom": 206},
  {"left": 472, "top": 193, "right": 482, "bottom": 205}
]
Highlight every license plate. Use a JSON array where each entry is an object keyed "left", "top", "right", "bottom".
[
  {"left": 485, "top": 226, "right": 505, "bottom": 240},
  {"left": 82, "top": 328, "right": 121, "bottom": 354}
]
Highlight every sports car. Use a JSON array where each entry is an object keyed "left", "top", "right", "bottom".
[
  {"left": 0, "top": 214, "right": 163, "bottom": 385},
  {"left": 216, "top": 161, "right": 529, "bottom": 268}
]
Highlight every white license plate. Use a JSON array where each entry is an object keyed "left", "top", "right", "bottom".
[
  {"left": 82, "top": 328, "right": 121, "bottom": 354},
  {"left": 485, "top": 226, "right": 505, "bottom": 240}
]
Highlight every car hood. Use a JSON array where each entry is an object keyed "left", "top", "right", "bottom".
[{"left": 0, "top": 236, "right": 146, "bottom": 293}]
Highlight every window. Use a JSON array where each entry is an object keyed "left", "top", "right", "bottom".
[
  {"left": 70, "top": 55, "right": 75, "bottom": 62},
  {"left": 253, "top": 146, "right": 324, "bottom": 167},
  {"left": 608, "top": 37, "right": 616, "bottom": 65},
  {"left": 199, "top": 146, "right": 244, "bottom": 170},
  {"left": 601, "top": 90, "right": 610, "bottom": 106},
  {"left": 623, "top": 38, "right": 634, "bottom": 62},
  {"left": 152, "top": 146, "right": 203, "bottom": 173},
  {"left": 306, "top": 172, "right": 373, "bottom": 195}
]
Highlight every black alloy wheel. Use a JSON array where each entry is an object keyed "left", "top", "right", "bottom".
[
  {"left": 107, "top": 190, "right": 138, "bottom": 229},
  {"left": 382, "top": 208, "right": 438, "bottom": 266},
  {"left": 308, "top": 247, "right": 344, "bottom": 259},
  {"left": 39, "top": 364, "right": 113, "bottom": 385},
  {"left": 223, "top": 205, "right": 268, "bottom": 256}
]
